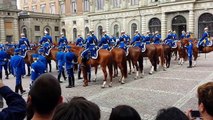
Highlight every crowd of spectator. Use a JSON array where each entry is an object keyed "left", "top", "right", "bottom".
[{"left": 0, "top": 73, "right": 212, "bottom": 120}]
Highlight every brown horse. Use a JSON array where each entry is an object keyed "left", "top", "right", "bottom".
[
  {"left": 153, "top": 44, "right": 166, "bottom": 71},
  {"left": 111, "top": 48, "right": 128, "bottom": 83},
  {"left": 6, "top": 48, "right": 36, "bottom": 76},
  {"left": 71, "top": 46, "right": 113, "bottom": 88},
  {"left": 141, "top": 44, "right": 158, "bottom": 75},
  {"left": 127, "top": 47, "right": 144, "bottom": 79},
  {"left": 162, "top": 44, "right": 172, "bottom": 68}
]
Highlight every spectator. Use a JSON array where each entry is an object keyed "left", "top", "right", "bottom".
[
  {"left": 27, "top": 73, "right": 63, "bottom": 120},
  {"left": 52, "top": 97, "right": 100, "bottom": 120},
  {"left": 0, "top": 79, "right": 26, "bottom": 120},
  {"left": 196, "top": 82, "right": 213, "bottom": 120},
  {"left": 155, "top": 107, "right": 189, "bottom": 120},
  {"left": 109, "top": 105, "right": 141, "bottom": 120}
]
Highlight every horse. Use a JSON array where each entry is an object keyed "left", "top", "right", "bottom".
[
  {"left": 6, "top": 48, "right": 36, "bottom": 76},
  {"left": 71, "top": 46, "right": 113, "bottom": 88},
  {"left": 111, "top": 47, "right": 128, "bottom": 83},
  {"left": 141, "top": 44, "right": 158, "bottom": 75},
  {"left": 127, "top": 47, "right": 144, "bottom": 79},
  {"left": 153, "top": 44, "right": 166, "bottom": 70}
]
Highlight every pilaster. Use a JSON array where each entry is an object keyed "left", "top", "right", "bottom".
[
  {"left": 188, "top": 10, "right": 194, "bottom": 34},
  {"left": 161, "top": 12, "right": 167, "bottom": 39},
  {"left": 0, "top": 18, "right": 6, "bottom": 42},
  {"left": 141, "top": 15, "right": 146, "bottom": 34},
  {"left": 13, "top": 18, "right": 19, "bottom": 42}
]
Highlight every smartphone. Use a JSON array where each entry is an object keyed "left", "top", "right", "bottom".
[{"left": 191, "top": 110, "right": 201, "bottom": 118}]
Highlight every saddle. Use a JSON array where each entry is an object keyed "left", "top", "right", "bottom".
[{"left": 21, "top": 50, "right": 29, "bottom": 58}]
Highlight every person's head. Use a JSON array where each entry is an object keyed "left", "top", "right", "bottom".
[
  {"left": 204, "top": 27, "right": 208, "bottom": 32},
  {"left": 14, "top": 48, "right": 21, "bottom": 55},
  {"left": 38, "top": 48, "right": 44, "bottom": 55},
  {"left": 65, "top": 45, "right": 71, "bottom": 52},
  {"left": 61, "top": 32, "right": 64, "bottom": 37},
  {"left": 147, "top": 31, "right": 150, "bottom": 34},
  {"left": 109, "top": 105, "right": 141, "bottom": 120},
  {"left": 102, "top": 30, "right": 106, "bottom": 35},
  {"left": 155, "top": 107, "right": 189, "bottom": 120},
  {"left": 155, "top": 31, "right": 159, "bottom": 34},
  {"left": 197, "top": 82, "right": 213, "bottom": 118},
  {"left": 182, "top": 30, "right": 186, "bottom": 34},
  {"left": 168, "top": 30, "right": 171, "bottom": 33},
  {"left": 28, "top": 73, "right": 62, "bottom": 117},
  {"left": 52, "top": 97, "right": 100, "bottom": 120},
  {"left": 44, "top": 30, "right": 48, "bottom": 35},
  {"left": 173, "top": 31, "right": 176, "bottom": 34},
  {"left": 78, "top": 34, "right": 81, "bottom": 38},
  {"left": 32, "top": 54, "right": 38, "bottom": 61},
  {"left": 58, "top": 46, "right": 63, "bottom": 51},
  {"left": 135, "top": 30, "right": 139, "bottom": 34},
  {"left": 21, "top": 33, "right": 25, "bottom": 38}
]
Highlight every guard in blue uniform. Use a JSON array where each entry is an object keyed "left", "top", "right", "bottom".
[
  {"left": 30, "top": 54, "right": 46, "bottom": 87},
  {"left": 91, "top": 31, "right": 98, "bottom": 45},
  {"left": 85, "top": 33, "right": 98, "bottom": 57},
  {"left": 58, "top": 33, "right": 68, "bottom": 46},
  {"left": 131, "top": 32, "right": 141, "bottom": 47},
  {"left": 180, "top": 31, "right": 186, "bottom": 40},
  {"left": 10, "top": 48, "right": 26, "bottom": 94},
  {"left": 185, "top": 40, "right": 193, "bottom": 68},
  {"left": 153, "top": 31, "right": 161, "bottom": 44},
  {"left": 164, "top": 30, "right": 174, "bottom": 47},
  {"left": 76, "top": 34, "right": 84, "bottom": 47},
  {"left": 143, "top": 31, "right": 151, "bottom": 44},
  {"left": 64, "top": 46, "right": 77, "bottom": 88},
  {"left": 198, "top": 28, "right": 210, "bottom": 52},
  {"left": 37, "top": 48, "right": 47, "bottom": 72},
  {"left": 0, "top": 45, "right": 8, "bottom": 80},
  {"left": 98, "top": 30, "right": 110, "bottom": 50},
  {"left": 80, "top": 48, "right": 91, "bottom": 83},
  {"left": 186, "top": 31, "right": 191, "bottom": 38},
  {"left": 57, "top": 46, "right": 67, "bottom": 83},
  {"left": 18, "top": 33, "right": 30, "bottom": 49},
  {"left": 117, "top": 31, "right": 127, "bottom": 50},
  {"left": 124, "top": 32, "right": 131, "bottom": 45},
  {"left": 39, "top": 31, "right": 53, "bottom": 55},
  {"left": 173, "top": 31, "right": 178, "bottom": 40}
]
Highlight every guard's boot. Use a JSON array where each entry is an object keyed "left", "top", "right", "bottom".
[
  {"left": 15, "top": 85, "right": 19, "bottom": 93},
  {"left": 0, "top": 72, "right": 2, "bottom": 80},
  {"left": 199, "top": 46, "right": 203, "bottom": 53},
  {"left": 78, "top": 70, "right": 82, "bottom": 79},
  {"left": 57, "top": 73, "right": 62, "bottom": 83},
  {"left": 5, "top": 70, "right": 9, "bottom": 79},
  {"left": 20, "top": 84, "right": 26, "bottom": 94},
  {"left": 62, "top": 70, "right": 67, "bottom": 81},
  {"left": 72, "top": 76, "right": 75, "bottom": 87},
  {"left": 187, "top": 61, "right": 192, "bottom": 68},
  {"left": 66, "top": 77, "right": 72, "bottom": 88},
  {"left": 0, "top": 94, "right": 4, "bottom": 108},
  {"left": 88, "top": 72, "right": 91, "bottom": 82}
]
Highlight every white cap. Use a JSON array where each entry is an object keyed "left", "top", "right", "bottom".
[
  {"left": 155, "top": 31, "right": 158, "bottom": 34},
  {"left": 61, "top": 32, "right": 64, "bottom": 35},
  {"left": 204, "top": 27, "right": 208, "bottom": 31},
  {"left": 102, "top": 30, "right": 106, "bottom": 33},
  {"left": 21, "top": 33, "right": 25, "bottom": 36},
  {"left": 135, "top": 30, "right": 139, "bottom": 33},
  {"left": 44, "top": 30, "right": 48, "bottom": 34}
]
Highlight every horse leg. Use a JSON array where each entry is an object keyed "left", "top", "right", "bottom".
[
  {"left": 128, "top": 58, "right": 132, "bottom": 74},
  {"left": 108, "top": 63, "right": 113, "bottom": 87},
  {"left": 82, "top": 65, "right": 88, "bottom": 87},
  {"left": 92, "top": 66, "right": 98, "bottom": 82},
  {"left": 193, "top": 49, "right": 198, "bottom": 67},
  {"left": 139, "top": 57, "right": 144, "bottom": 78},
  {"left": 101, "top": 66, "right": 107, "bottom": 88},
  {"left": 27, "top": 64, "right": 31, "bottom": 76}
]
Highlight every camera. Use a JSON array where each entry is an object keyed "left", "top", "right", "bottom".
[{"left": 191, "top": 110, "right": 201, "bottom": 119}]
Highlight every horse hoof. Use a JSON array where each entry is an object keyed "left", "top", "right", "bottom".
[
  {"left": 109, "top": 85, "right": 112, "bottom": 87},
  {"left": 163, "top": 69, "right": 166, "bottom": 71},
  {"left": 83, "top": 84, "right": 88, "bottom": 87},
  {"left": 101, "top": 86, "right": 105, "bottom": 88},
  {"left": 134, "top": 77, "right": 137, "bottom": 80},
  {"left": 27, "top": 74, "right": 31, "bottom": 76},
  {"left": 128, "top": 73, "right": 131, "bottom": 75},
  {"left": 140, "top": 76, "right": 143, "bottom": 78},
  {"left": 121, "top": 81, "right": 125, "bottom": 84},
  {"left": 149, "top": 73, "right": 152, "bottom": 75}
]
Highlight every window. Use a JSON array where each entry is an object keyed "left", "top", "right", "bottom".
[
  {"left": 85, "top": 27, "right": 89, "bottom": 38},
  {"left": 50, "top": 4, "right": 55, "bottom": 14},
  {"left": 23, "top": 28, "right": 27, "bottom": 38},
  {"left": 40, "top": 4, "right": 46, "bottom": 13},
  {"left": 113, "top": 0, "right": 120, "bottom": 8},
  {"left": 98, "top": 26, "right": 103, "bottom": 40},
  {"left": 97, "top": 0, "right": 104, "bottom": 10},
  {"left": 55, "top": 26, "right": 59, "bottom": 31},
  {"left": 35, "top": 36, "right": 41, "bottom": 42},
  {"left": 73, "top": 28, "right": 77, "bottom": 41},
  {"left": 71, "top": 0, "right": 77, "bottom": 13},
  {"left": 73, "top": 21, "right": 76, "bottom": 24},
  {"left": 35, "top": 26, "right": 40, "bottom": 31},
  {"left": 32, "top": 6, "right": 36, "bottom": 12},
  {"left": 130, "top": 0, "right": 139, "bottom": 5},
  {"left": 149, "top": 18, "right": 161, "bottom": 34},
  {"left": 60, "top": 3, "right": 65, "bottom": 14},
  {"left": 172, "top": 15, "right": 187, "bottom": 39},
  {"left": 198, "top": 13, "right": 213, "bottom": 38},
  {"left": 62, "top": 29, "right": 66, "bottom": 37},
  {"left": 84, "top": 0, "right": 90, "bottom": 12},
  {"left": 114, "top": 24, "right": 119, "bottom": 37},
  {"left": 131, "top": 23, "right": 137, "bottom": 38}
]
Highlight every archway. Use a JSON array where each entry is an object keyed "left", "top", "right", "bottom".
[
  {"left": 149, "top": 18, "right": 161, "bottom": 34},
  {"left": 131, "top": 23, "right": 137, "bottom": 38},
  {"left": 198, "top": 13, "right": 213, "bottom": 38},
  {"left": 85, "top": 27, "right": 89, "bottom": 38},
  {"left": 172, "top": 15, "right": 187, "bottom": 39},
  {"left": 62, "top": 28, "right": 66, "bottom": 37},
  {"left": 97, "top": 26, "right": 103, "bottom": 40},
  {"left": 114, "top": 24, "right": 119, "bottom": 38},
  {"left": 23, "top": 28, "right": 27, "bottom": 38},
  {"left": 73, "top": 28, "right": 77, "bottom": 41}
]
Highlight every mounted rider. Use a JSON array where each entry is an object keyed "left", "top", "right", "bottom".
[
  {"left": 18, "top": 33, "right": 30, "bottom": 56},
  {"left": 186, "top": 31, "right": 192, "bottom": 38},
  {"left": 98, "top": 30, "right": 111, "bottom": 50},
  {"left": 142, "top": 31, "right": 151, "bottom": 44},
  {"left": 164, "top": 30, "right": 175, "bottom": 47},
  {"left": 0, "top": 45, "right": 9, "bottom": 80},
  {"left": 76, "top": 34, "right": 84, "bottom": 47},
  {"left": 198, "top": 27, "right": 210, "bottom": 52},
  {"left": 131, "top": 30, "right": 142, "bottom": 47},
  {"left": 117, "top": 31, "right": 128, "bottom": 51},
  {"left": 58, "top": 32, "right": 68, "bottom": 50},
  {"left": 172, "top": 31, "right": 178, "bottom": 41},
  {"left": 84, "top": 31, "right": 98, "bottom": 57},
  {"left": 180, "top": 30, "right": 186, "bottom": 40},
  {"left": 153, "top": 31, "right": 161, "bottom": 44},
  {"left": 39, "top": 30, "right": 53, "bottom": 55}
]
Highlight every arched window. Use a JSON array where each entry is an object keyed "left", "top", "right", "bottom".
[
  {"left": 149, "top": 18, "right": 161, "bottom": 34},
  {"left": 23, "top": 28, "right": 27, "bottom": 38},
  {"left": 85, "top": 27, "right": 89, "bottom": 38},
  {"left": 113, "top": 0, "right": 120, "bottom": 8},
  {"left": 97, "top": 0, "right": 104, "bottom": 10},
  {"left": 62, "top": 29, "right": 66, "bottom": 37},
  {"left": 114, "top": 24, "right": 119, "bottom": 38},
  {"left": 98, "top": 26, "right": 103, "bottom": 40},
  {"left": 198, "top": 13, "right": 213, "bottom": 38},
  {"left": 73, "top": 28, "right": 77, "bottom": 41},
  {"left": 84, "top": 0, "right": 90, "bottom": 12},
  {"left": 172, "top": 15, "right": 187, "bottom": 39},
  {"left": 131, "top": 23, "right": 137, "bottom": 38}
]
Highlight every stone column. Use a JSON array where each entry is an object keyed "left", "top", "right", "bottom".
[
  {"left": 106, "top": 19, "right": 109, "bottom": 34},
  {"left": 0, "top": 18, "right": 6, "bottom": 42},
  {"left": 104, "top": 0, "right": 110, "bottom": 11},
  {"left": 122, "top": 17, "right": 126, "bottom": 32},
  {"left": 188, "top": 10, "right": 194, "bottom": 34},
  {"left": 141, "top": 15, "right": 146, "bottom": 34},
  {"left": 161, "top": 12, "right": 167, "bottom": 39},
  {"left": 13, "top": 18, "right": 19, "bottom": 42}
]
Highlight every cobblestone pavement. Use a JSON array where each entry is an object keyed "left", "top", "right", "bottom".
[{"left": 2, "top": 52, "right": 213, "bottom": 120}]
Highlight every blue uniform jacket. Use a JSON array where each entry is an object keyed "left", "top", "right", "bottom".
[
  {"left": 186, "top": 34, "right": 191, "bottom": 38},
  {"left": 131, "top": 35, "right": 141, "bottom": 47},
  {"left": 76, "top": 37, "right": 84, "bottom": 46},
  {"left": 18, "top": 37, "right": 30, "bottom": 48},
  {"left": 0, "top": 86, "right": 26, "bottom": 120},
  {"left": 0, "top": 50, "right": 7, "bottom": 66},
  {"left": 57, "top": 51, "right": 65, "bottom": 67},
  {"left": 173, "top": 34, "right": 178, "bottom": 40},
  {"left": 39, "top": 34, "right": 52, "bottom": 44},
  {"left": 10, "top": 55, "right": 25, "bottom": 76},
  {"left": 180, "top": 34, "right": 186, "bottom": 39},
  {"left": 143, "top": 35, "right": 151, "bottom": 44},
  {"left": 64, "top": 52, "right": 76, "bottom": 70},
  {"left": 92, "top": 35, "right": 98, "bottom": 44},
  {"left": 58, "top": 37, "right": 68, "bottom": 46},
  {"left": 38, "top": 55, "right": 47, "bottom": 67},
  {"left": 31, "top": 61, "right": 46, "bottom": 81},
  {"left": 200, "top": 32, "right": 209, "bottom": 42},
  {"left": 154, "top": 34, "right": 161, "bottom": 44},
  {"left": 98, "top": 35, "right": 110, "bottom": 47}
]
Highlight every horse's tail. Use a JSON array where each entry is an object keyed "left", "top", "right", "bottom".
[{"left": 122, "top": 51, "right": 128, "bottom": 78}]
